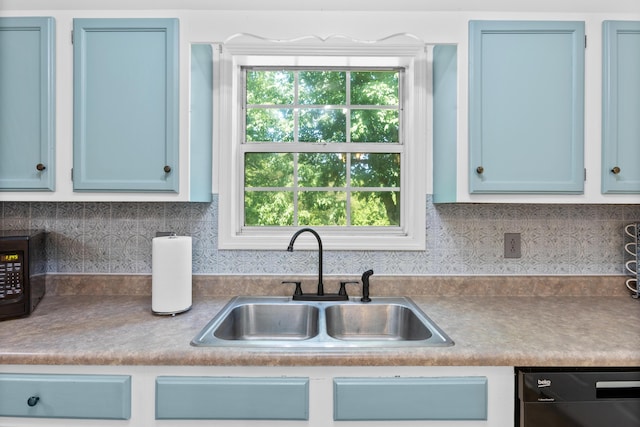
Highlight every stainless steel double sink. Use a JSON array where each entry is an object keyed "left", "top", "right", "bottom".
[{"left": 191, "top": 296, "right": 454, "bottom": 349}]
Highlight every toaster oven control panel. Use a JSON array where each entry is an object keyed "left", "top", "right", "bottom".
[{"left": 0, "top": 252, "right": 23, "bottom": 301}]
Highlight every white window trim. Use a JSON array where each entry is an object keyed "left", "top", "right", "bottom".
[{"left": 215, "top": 34, "right": 429, "bottom": 250}]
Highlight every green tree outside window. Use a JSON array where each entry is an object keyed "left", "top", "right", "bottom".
[{"left": 244, "top": 68, "right": 402, "bottom": 227}]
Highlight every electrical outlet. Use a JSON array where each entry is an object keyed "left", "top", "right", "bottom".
[{"left": 504, "top": 233, "right": 521, "bottom": 258}]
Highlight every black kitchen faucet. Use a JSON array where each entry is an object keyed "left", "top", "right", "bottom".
[{"left": 284, "top": 228, "right": 373, "bottom": 302}]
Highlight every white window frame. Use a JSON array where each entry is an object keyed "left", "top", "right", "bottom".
[{"left": 215, "top": 34, "right": 428, "bottom": 250}]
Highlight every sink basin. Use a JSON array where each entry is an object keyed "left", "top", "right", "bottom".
[
  {"left": 191, "top": 296, "right": 453, "bottom": 349},
  {"left": 213, "top": 303, "right": 319, "bottom": 341},
  {"left": 325, "top": 304, "right": 430, "bottom": 341}
]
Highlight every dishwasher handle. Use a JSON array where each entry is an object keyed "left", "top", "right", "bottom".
[{"left": 596, "top": 381, "right": 640, "bottom": 399}]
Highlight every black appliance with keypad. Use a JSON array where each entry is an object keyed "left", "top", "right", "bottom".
[{"left": 0, "top": 230, "right": 46, "bottom": 320}]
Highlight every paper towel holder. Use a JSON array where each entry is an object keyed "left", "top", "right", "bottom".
[
  {"left": 152, "top": 234, "right": 193, "bottom": 316},
  {"left": 153, "top": 306, "right": 192, "bottom": 317},
  {"left": 156, "top": 231, "right": 177, "bottom": 237}
]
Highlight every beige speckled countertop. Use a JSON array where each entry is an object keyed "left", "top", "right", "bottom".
[{"left": 1, "top": 275, "right": 638, "bottom": 367}]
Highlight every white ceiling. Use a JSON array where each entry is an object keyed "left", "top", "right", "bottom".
[{"left": 1, "top": 0, "right": 638, "bottom": 13}]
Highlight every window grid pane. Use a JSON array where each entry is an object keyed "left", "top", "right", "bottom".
[
  {"left": 243, "top": 67, "right": 402, "bottom": 228},
  {"left": 244, "top": 68, "right": 401, "bottom": 144}
]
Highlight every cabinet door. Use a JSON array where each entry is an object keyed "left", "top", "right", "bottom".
[
  {"left": 0, "top": 373, "right": 131, "bottom": 419},
  {"left": 469, "top": 21, "right": 585, "bottom": 194},
  {"left": 602, "top": 21, "right": 640, "bottom": 194},
  {"left": 73, "top": 18, "right": 179, "bottom": 192},
  {"left": 334, "top": 377, "right": 487, "bottom": 421},
  {"left": 156, "top": 376, "right": 309, "bottom": 420},
  {"left": 0, "top": 17, "right": 55, "bottom": 191}
]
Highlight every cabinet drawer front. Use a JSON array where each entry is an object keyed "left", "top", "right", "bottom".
[
  {"left": 334, "top": 377, "right": 487, "bottom": 421},
  {"left": 0, "top": 373, "right": 131, "bottom": 419},
  {"left": 156, "top": 376, "right": 309, "bottom": 420}
]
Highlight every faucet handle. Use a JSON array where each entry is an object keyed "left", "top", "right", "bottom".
[
  {"left": 282, "top": 281, "right": 303, "bottom": 296},
  {"left": 339, "top": 281, "right": 359, "bottom": 297}
]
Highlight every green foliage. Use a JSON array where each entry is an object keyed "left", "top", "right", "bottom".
[
  {"left": 243, "top": 68, "right": 402, "bottom": 227},
  {"left": 351, "top": 71, "right": 399, "bottom": 105},
  {"left": 299, "top": 109, "right": 346, "bottom": 142},
  {"left": 350, "top": 72, "right": 400, "bottom": 143},
  {"left": 299, "top": 153, "right": 346, "bottom": 187},
  {"left": 244, "top": 191, "right": 293, "bottom": 226},
  {"left": 246, "top": 70, "right": 293, "bottom": 104},
  {"left": 244, "top": 153, "right": 293, "bottom": 187},
  {"left": 351, "top": 153, "right": 400, "bottom": 187},
  {"left": 351, "top": 110, "right": 399, "bottom": 142},
  {"left": 299, "top": 191, "right": 347, "bottom": 226},
  {"left": 246, "top": 109, "right": 293, "bottom": 142},
  {"left": 352, "top": 191, "right": 400, "bottom": 226},
  {"left": 300, "top": 71, "right": 346, "bottom": 105}
]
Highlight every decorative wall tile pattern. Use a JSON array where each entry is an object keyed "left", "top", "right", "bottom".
[{"left": 0, "top": 197, "right": 638, "bottom": 276}]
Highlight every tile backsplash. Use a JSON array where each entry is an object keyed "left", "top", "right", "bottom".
[{"left": 0, "top": 196, "right": 638, "bottom": 276}]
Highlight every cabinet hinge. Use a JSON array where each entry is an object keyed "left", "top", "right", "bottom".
[
  {"left": 584, "top": 168, "right": 587, "bottom": 181},
  {"left": 584, "top": 35, "right": 587, "bottom": 48},
  {"left": 71, "top": 168, "right": 74, "bottom": 181},
  {"left": 71, "top": 30, "right": 74, "bottom": 44}
]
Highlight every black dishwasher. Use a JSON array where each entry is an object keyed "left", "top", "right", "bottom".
[{"left": 516, "top": 368, "right": 640, "bottom": 427}]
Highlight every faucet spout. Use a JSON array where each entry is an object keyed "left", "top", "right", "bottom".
[{"left": 287, "top": 228, "right": 324, "bottom": 296}]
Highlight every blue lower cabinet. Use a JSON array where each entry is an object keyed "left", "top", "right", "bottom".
[
  {"left": 0, "top": 373, "right": 131, "bottom": 419},
  {"left": 156, "top": 376, "right": 309, "bottom": 420},
  {"left": 333, "top": 377, "right": 487, "bottom": 421}
]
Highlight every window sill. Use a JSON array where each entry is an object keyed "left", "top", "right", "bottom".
[{"left": 218, "top": 223, "right": 425, "bottom": 251}]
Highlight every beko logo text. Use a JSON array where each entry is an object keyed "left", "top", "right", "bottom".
[{"left": 537, "top": 379, "right": 552, "bottom": 388}]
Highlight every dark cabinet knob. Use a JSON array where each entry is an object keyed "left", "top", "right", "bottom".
[
  {"left": 163, "top": 165, "right": 172, "bottom": 173},
  {"left": 27, "top": 396, "right": 40, "bottom": 407},
  {"left": 36, "top": 163, "right": 46, "bottom": 171},
  {"left": 611, "top": 166, "right": 621, "bottom": 174},
  {"left": 476, "top": 166, "right": 484, "bottom": 174}
]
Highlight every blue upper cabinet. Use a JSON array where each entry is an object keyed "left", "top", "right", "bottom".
[
  {"left": 73, "top": 18, "right": 179, "bottom": 192},
  {"left": 0, "top": 17, "right": 55, "bottom": 191},
  {"left": 602, "top": 21, "right": 640, "bottom": 194},
  {"left": 432, "top": 45, "right": 458, "bottom": 203},
  {"left": 469, "top": 21, "right": 585, "bottom": 194}
]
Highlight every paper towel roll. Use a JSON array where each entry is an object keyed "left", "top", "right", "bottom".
[{"left": 152, "top": 236, "right": 192, "bottom": 315}]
